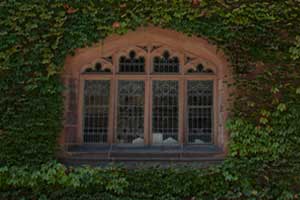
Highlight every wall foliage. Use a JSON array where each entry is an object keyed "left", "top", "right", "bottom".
[{"left": 0, "top": 0, "right": 300, "bottom": 199}]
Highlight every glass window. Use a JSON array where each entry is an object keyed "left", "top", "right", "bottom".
[
  {"left": 152, "top": 80, "right": 179, "bottom": 144},
  {"left": 83, "top": 80, "right": 110, "bottom": 143},
  {"left": 153, "top": 51, "right": 179, "bottom": 73},
  {"left": 116, "top": 80, "right": 145, "bottom": 144},
  {"left": 81, "top": 47, "right": 215, "bottom": 145},
  {"left": 187, "top": 80, "right": 213, "bottom": 144},
  {"left": 119, "top": 51, "right": 145, "bottom": 73}
]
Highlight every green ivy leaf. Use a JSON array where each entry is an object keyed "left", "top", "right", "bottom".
[
  {"left": 277, "top": 103, "right": 287, "bottom": 112},
  {"left": 259, "top": 117, "right": 268, "bottom": 125}
]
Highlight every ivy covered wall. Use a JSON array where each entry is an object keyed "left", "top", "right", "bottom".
[{"left": 0, "top": 0, "right": 300, "bottom": 199}]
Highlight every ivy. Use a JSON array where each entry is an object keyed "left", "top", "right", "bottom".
[
  {"left": 290, "top": 36, "right": 300, "bottom": 61},
  {"left": 0, "top": 0, "right": 300, "bottom": 199}
]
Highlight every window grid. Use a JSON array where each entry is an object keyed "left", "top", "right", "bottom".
[
  {"left": 153, "top": 51, "right": 179, "bottom": 73},
  {"left": 116, "top": 80, "right": 145, "bottom": 144},
  {"left": 83, "top": 80, "right": 110, "bottom": 143},
  {"left": 80, "top": 49, "right": 216, "bottom": 145},
  {"left": 152, "top": 80, "right": 179, "bottom": 144},
  {"left": 187, "top": 80, "right": 213, "bottom": 144},
  {"left": 119, "top": 51, "right": 145, "bottom": 73}
]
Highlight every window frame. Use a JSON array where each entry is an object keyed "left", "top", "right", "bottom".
[
  {"left": 79, "top": 72, "right": 217, "bottom": 146},
  {"left": 61, "top": 27, "right": 231, "bottom": 157}
]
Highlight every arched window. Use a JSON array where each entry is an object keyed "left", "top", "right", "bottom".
[{"left": 62, "top": 27, "right": 230, "bottom": 157}]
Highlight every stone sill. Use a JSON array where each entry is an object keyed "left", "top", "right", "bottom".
[{"left": 60, "top": 144, "right": 225, "bottom": 167}]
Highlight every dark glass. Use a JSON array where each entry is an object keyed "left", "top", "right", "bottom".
[
  {"left": 152, "top": 80, "right": 179, "bottom": 144},
  {"left": 117, "top": 80, "right": 145, "bottom": 143},
  {"left": 153, "top": 51, "right": 179, "bottom": 73},
  {"left": 119, "top": 51, "right": 145, "bottom": 72},
  {"left": 83, "top": 80, "right": 110, "bottom": 143},
  {"left": 187, "top": 80, "right": 213, "bottom": 144}
]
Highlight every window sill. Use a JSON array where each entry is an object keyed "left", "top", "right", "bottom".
[{"left": 61, "top": 144, "right": 225, "bottom": 166}]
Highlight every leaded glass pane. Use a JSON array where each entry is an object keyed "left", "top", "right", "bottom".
[
  {"left": 84, "top": 62, "right": 111, "bottom": 73},
  {"left": 187, "top": 64, "right": 214, "bottom": 74},
  {"left": 117, "top": 80, "right": 145, "bottom": 144},
  {"left": 83, "top": 80, "right": 110, "bottom": 143},
  {"left": 119, "top": 51, "right": 145, "bottom": 72},
  {"left": 187, "top": 80, "right": 213, "bottom": 144},
  {"left": 153, "top": 51, "right": 179, "bottom": 73},
  {"left": 152, "top": 80, "right": 179, "bottom": 144}
]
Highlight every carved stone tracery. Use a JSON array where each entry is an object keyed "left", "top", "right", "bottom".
[{"left": 80, "top": 43, "right": 215, "bottom": 75}]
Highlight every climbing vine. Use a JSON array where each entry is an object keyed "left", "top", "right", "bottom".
[{"left": 0, "top": 0, "right": 300, "bottom": 199}]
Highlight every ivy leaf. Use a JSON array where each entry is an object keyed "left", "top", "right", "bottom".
[
  {"left": 277, "top": 103, "right": 287, "bottom": 112},
  {"left": 260, "top": 110, "right": 270, "bottom": 117},
  {"left": 271, "top": 87, "right": 279, "bottom": 94},
  {"left": 251, "top": 190, "right": 258, "bottom": 196},
  {"left": 259, "top": 117, "right": 268, "bottom": 125},
  {"left": 289, "top": 36, "right": 300, "bottom": 60}
]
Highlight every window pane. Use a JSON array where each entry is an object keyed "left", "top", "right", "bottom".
[
  {"left": 187, "top": 80, "right": 213, "bottom": 144},
  {"left": 117, "top": 80, "right": 145, "bottom": 144},
  {"left": 119, "top": 51, "right": 145, "bottom": 72},
  {"left": 153, "top": 51, "right": 179, "bottom": 73},
  {"left": 83, "top": 80, "right": 110, "bottom": 143},
  {"left": 152, "top": 80, "right": 179, "bottom": 144}
]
